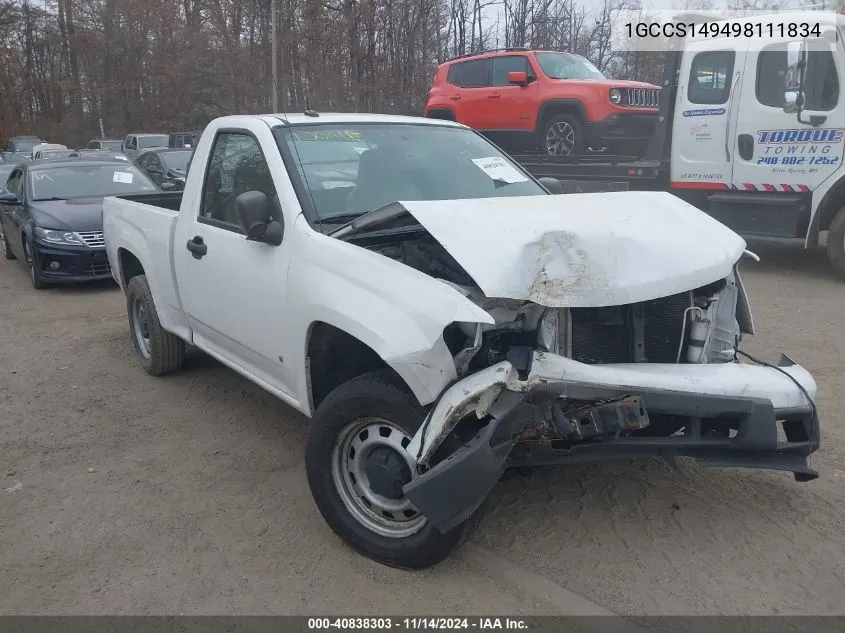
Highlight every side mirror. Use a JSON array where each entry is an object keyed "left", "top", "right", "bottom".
[
  {"left": 160, "top": 181, "right": 176, "bottom": 191},
  {"left": 235, "top": 190, "right": 284, "bottom": 246},
  {"left": 508, "top": 71, "right": 528, "bottom": 87},
  {"left": 0, "top": 190, "right": 19, "bottom": 204},
  {"left": 538, "top": 176, "right": 563, "bottom": 194},
  {"left": 783, "top": 91, "right": 798, "bottom": 114}
]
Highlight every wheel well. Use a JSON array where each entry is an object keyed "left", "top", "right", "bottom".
[
  {"left": 118, "top": 248, "right": 145, "bottom": 288},
  {"left": 425, "top": 108, "right": 456, "bottom": 121},
  {"left": 537, "top": 102, "right": 585, "bottom": 132},
  {"left": 306, "top": 322, "right": 405, "bottom": 411},
  {"left": 814, "top": 176, "right": 845, "bottom": 234}
]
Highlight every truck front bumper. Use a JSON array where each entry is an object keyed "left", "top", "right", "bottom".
[{"left": 403, "top": 352, "right": 820, "bottom": 533}]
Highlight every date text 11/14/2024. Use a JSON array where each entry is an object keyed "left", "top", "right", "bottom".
[{"left": 308, "top": 618, "right": 530, "bottom": 630}]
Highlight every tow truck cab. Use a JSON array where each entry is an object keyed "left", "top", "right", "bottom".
[{"left": 514, "top": 11, "right": 845, "bottom": 278}]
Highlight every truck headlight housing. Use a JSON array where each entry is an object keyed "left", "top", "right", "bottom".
[{"left": 609, "top": 88, "right": 623, "bottom": 105}]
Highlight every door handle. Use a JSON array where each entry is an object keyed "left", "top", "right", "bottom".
[
  {"left": 449, "top": 96, "right": 462, "bottom": 101},
  {"left": 186, "top": 235, "right": 208, "bottom": 259},
  {"left": 488, "top": 93, "right": 501, "bottom": 99}
]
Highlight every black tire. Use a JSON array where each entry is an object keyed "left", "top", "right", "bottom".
[
  {"left": 126, "top": 274, "right": 185, "bottom": 376},
  {"left": 25, "top": 242, "right": 47, "bottom": 289},
  {"left": 541, "top": 113, "right": 584, "bottom": 157},
  {"left": 826, "top": 207, "right": 845, "bottom": 279},
  {"left": 1, "top": 222, "right": 15, "bottom": 260},
  {"left": 306, "top": 370, "right": 469, "bottom": 569}
]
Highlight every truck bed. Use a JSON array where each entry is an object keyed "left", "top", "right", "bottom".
[{"left": 102, "top": 191, "right": 190, "bottom": 340}]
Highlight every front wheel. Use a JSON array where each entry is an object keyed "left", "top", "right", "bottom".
[
  {"left": 542, "top": 114, "right": 584, "bottom": 157},
  {"left": 826, "top": 206, "right": 845, "bottom": 279},
  {"left": 24, "top": 242, "right": 47, "bottom": 289},
  {"left": 305, "top": 370, "right": 468, "bottom": 569},
  {"left": 126, "top": 274, "right": 186, "bottom": 376}
]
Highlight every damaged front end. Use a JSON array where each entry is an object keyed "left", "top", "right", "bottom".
[{"left": 399, "top": 263, "right": 820, "bottom": 534}]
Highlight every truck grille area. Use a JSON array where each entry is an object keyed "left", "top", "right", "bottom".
[{"left": 570, "top": 291, "right": 692, "bottom": 364}]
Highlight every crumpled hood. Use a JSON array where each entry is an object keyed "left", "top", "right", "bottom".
[{"left": 397, "top": 192, "right": 747, "bottom": 308}]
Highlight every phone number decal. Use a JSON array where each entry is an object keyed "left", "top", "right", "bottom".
[
  {"left": 757, "top": 156, "right": 840, "bottom": 166},
  {"left": 625, "top": 21, "right": 822, "bottom": 39}
]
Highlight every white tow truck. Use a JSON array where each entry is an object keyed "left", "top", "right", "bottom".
[
  {"left": 509, "top": 11, "right": 845, "bottom": 278},
  {"left": 103, "top": 113, "right": 820, "bottom": 569}
]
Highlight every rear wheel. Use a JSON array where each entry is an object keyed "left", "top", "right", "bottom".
[
  {"left": 126, "top": 274, "right": 185, "bottom": 375},
  {"left": 542, "top": 114, "right": 584, "bottom": 157},
  {"left": 826, "top": 206, "right": 845, "bottom": 279},
  {"left": 305, "top": 370, "right": 469, "bottom": 569}
]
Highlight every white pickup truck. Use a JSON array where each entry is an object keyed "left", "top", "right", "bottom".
[{"left": 103, "top": 113, "right": 821, "bottom": 569}]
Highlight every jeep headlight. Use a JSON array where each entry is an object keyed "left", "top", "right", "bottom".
[{"left": 609, "top": 88, "right": 623, "bottom": 104}]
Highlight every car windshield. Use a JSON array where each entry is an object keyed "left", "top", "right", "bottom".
[
  {"left": 139, "top": 135, "right": 168, "bottom": 149},
  {"left": 535, "top": 52, "right": 606, "bottom": 80},
  {"left": 162, "top": 151, "right": 191, "bottom": 172},
  {"left": 29, "top": 164, "right": 157, "bottom": 200},
  {"left": 279, "top": 123, "right": 546, "bottom": 222},
  {"left": 101, "top": 141, "right": 123, "bottom": 151},
  {"left": 13, "top": 140, "right": 41, "bottom": 153}
]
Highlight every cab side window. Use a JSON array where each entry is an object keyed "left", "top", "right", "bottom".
[
  {"left": 688, "top": 50, "right": 735, "bottom": 105},
  {"left": 756, "top": 40, "right": 838, "bottom": 111},
  {"left": 199, "top": 132, "right": 278, "bottom": 230}
]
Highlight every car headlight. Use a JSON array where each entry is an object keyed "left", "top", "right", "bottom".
[
  {"left": 34, "top": 227, "right": 83, "bottom": 246},
  {"left": 609, "top": 88, "right": 623, "bottom": 104}
]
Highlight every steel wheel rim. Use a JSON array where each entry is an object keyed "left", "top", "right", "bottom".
[
  {"left": 131, "top": 296, "right": 152, "bottom": 359},
  {"left": 546, "top": 121, "right": 576, "bottom": 156},
  {"left": 331, "top": 417, "right": 426, "bottom": 538}
]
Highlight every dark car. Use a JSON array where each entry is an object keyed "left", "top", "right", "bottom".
[
  {"left": 6, "top": 136, "right": 44, "bottom": 154},
  {"left": 136, "top": 148, "right": 192, "bottom": 191},
  {"left": 87, "top": 138, "right": 124, "bottom": 151},
  {"left": 0, "top": 159, "right": 157, "bottom": 289}
]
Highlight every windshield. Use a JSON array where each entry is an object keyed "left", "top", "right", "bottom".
[
  {"left": 279, "top": 123, "right": 546, "bottom": 221},
  {"left": 139, "top": 135, "right": 169, "bottom": 149},
  {"left": 101, "top": 140, "right": 123, "bottom": 151},
  {"left": 162, "top": 151, "right": 191, "bottom": 172},
  {"left": 13, "top": 139, "right": 41, "bottom": 153},
  {"left": 535, "top": 52, "right": 606, "bottom": 80},
  {"left": 29, "top": 164, "right": 157, "bottom": 200}
]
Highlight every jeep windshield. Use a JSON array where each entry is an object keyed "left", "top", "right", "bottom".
[
  {"left": 278, "top": 123, "right": 546, "bottom": 223},
  {"left": 535, "top": 52, "right": 606, "bottom": 80}
]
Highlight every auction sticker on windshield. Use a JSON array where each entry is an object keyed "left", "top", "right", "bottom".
[
  {"left": 113, "top": 171, "right": 134, "bottom": 184},
  {"left": 472, "top": 157, "right": 528, "bottom": 184}
]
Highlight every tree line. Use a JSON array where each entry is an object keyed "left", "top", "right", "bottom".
[{"left": 0, "top": 0, "right": 828, "bottom": 146}]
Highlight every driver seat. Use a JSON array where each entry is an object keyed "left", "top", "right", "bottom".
[{"left": 346, "top": 147, "right": 422, "bottom": 214}]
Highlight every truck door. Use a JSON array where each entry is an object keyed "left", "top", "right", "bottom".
[
  {"left": 731, "top": 35, "right": 844, "bottom": 234},
  {"left": 173, "top": 126, "right": 296, "bottom": 398},
  {"left": 671, "top": 41, "right": 748, "bottom": 190}
]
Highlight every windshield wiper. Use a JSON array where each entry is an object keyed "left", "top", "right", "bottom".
[
  {"left": 328, "top": 202, "right": 412, "bottom": 239},
  {"left": 34, "top": 197, "right": 66, "bottom": 201}
]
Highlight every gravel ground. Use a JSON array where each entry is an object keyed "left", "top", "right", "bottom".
[{"left": 1, "top": 240, "right": 843, "bottom": 616}]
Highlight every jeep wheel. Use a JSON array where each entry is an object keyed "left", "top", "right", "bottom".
[
  {"left": 827, "top": 206, "right": 845, "bottom": 279},
  {"left": 543, "top": 114, "right": 584, "bottom": 157},
  {"left": 305, "top": 370, "right": 469, "bottom": 569}
]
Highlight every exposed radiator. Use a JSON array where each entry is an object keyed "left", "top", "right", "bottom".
[{"left": 570, "top": 292, "right": 692, "bottom": 365}]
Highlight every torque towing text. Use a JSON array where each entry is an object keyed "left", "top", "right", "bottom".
[{"left": 103, "top": 112, "right": 820, "bottom": 569}]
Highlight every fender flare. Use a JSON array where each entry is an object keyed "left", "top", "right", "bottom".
[{"left": 536, "top": 99, "right": 589, "bottom": 133}]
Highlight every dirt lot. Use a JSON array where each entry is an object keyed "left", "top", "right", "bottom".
[{"left": 1, "top": 240, "right": 844, "bottom": 616}]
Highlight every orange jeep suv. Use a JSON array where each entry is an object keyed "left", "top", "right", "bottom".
[{"left": 424, "top": 48, "right": 661, "bottom": 157}]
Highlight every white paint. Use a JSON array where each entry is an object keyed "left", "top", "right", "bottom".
[
  {"left": 400, "top": 192, "right": 747, "bottom": 307},
  {"left": 471, "top": 157, "right": 528, "bottom": 184}
]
